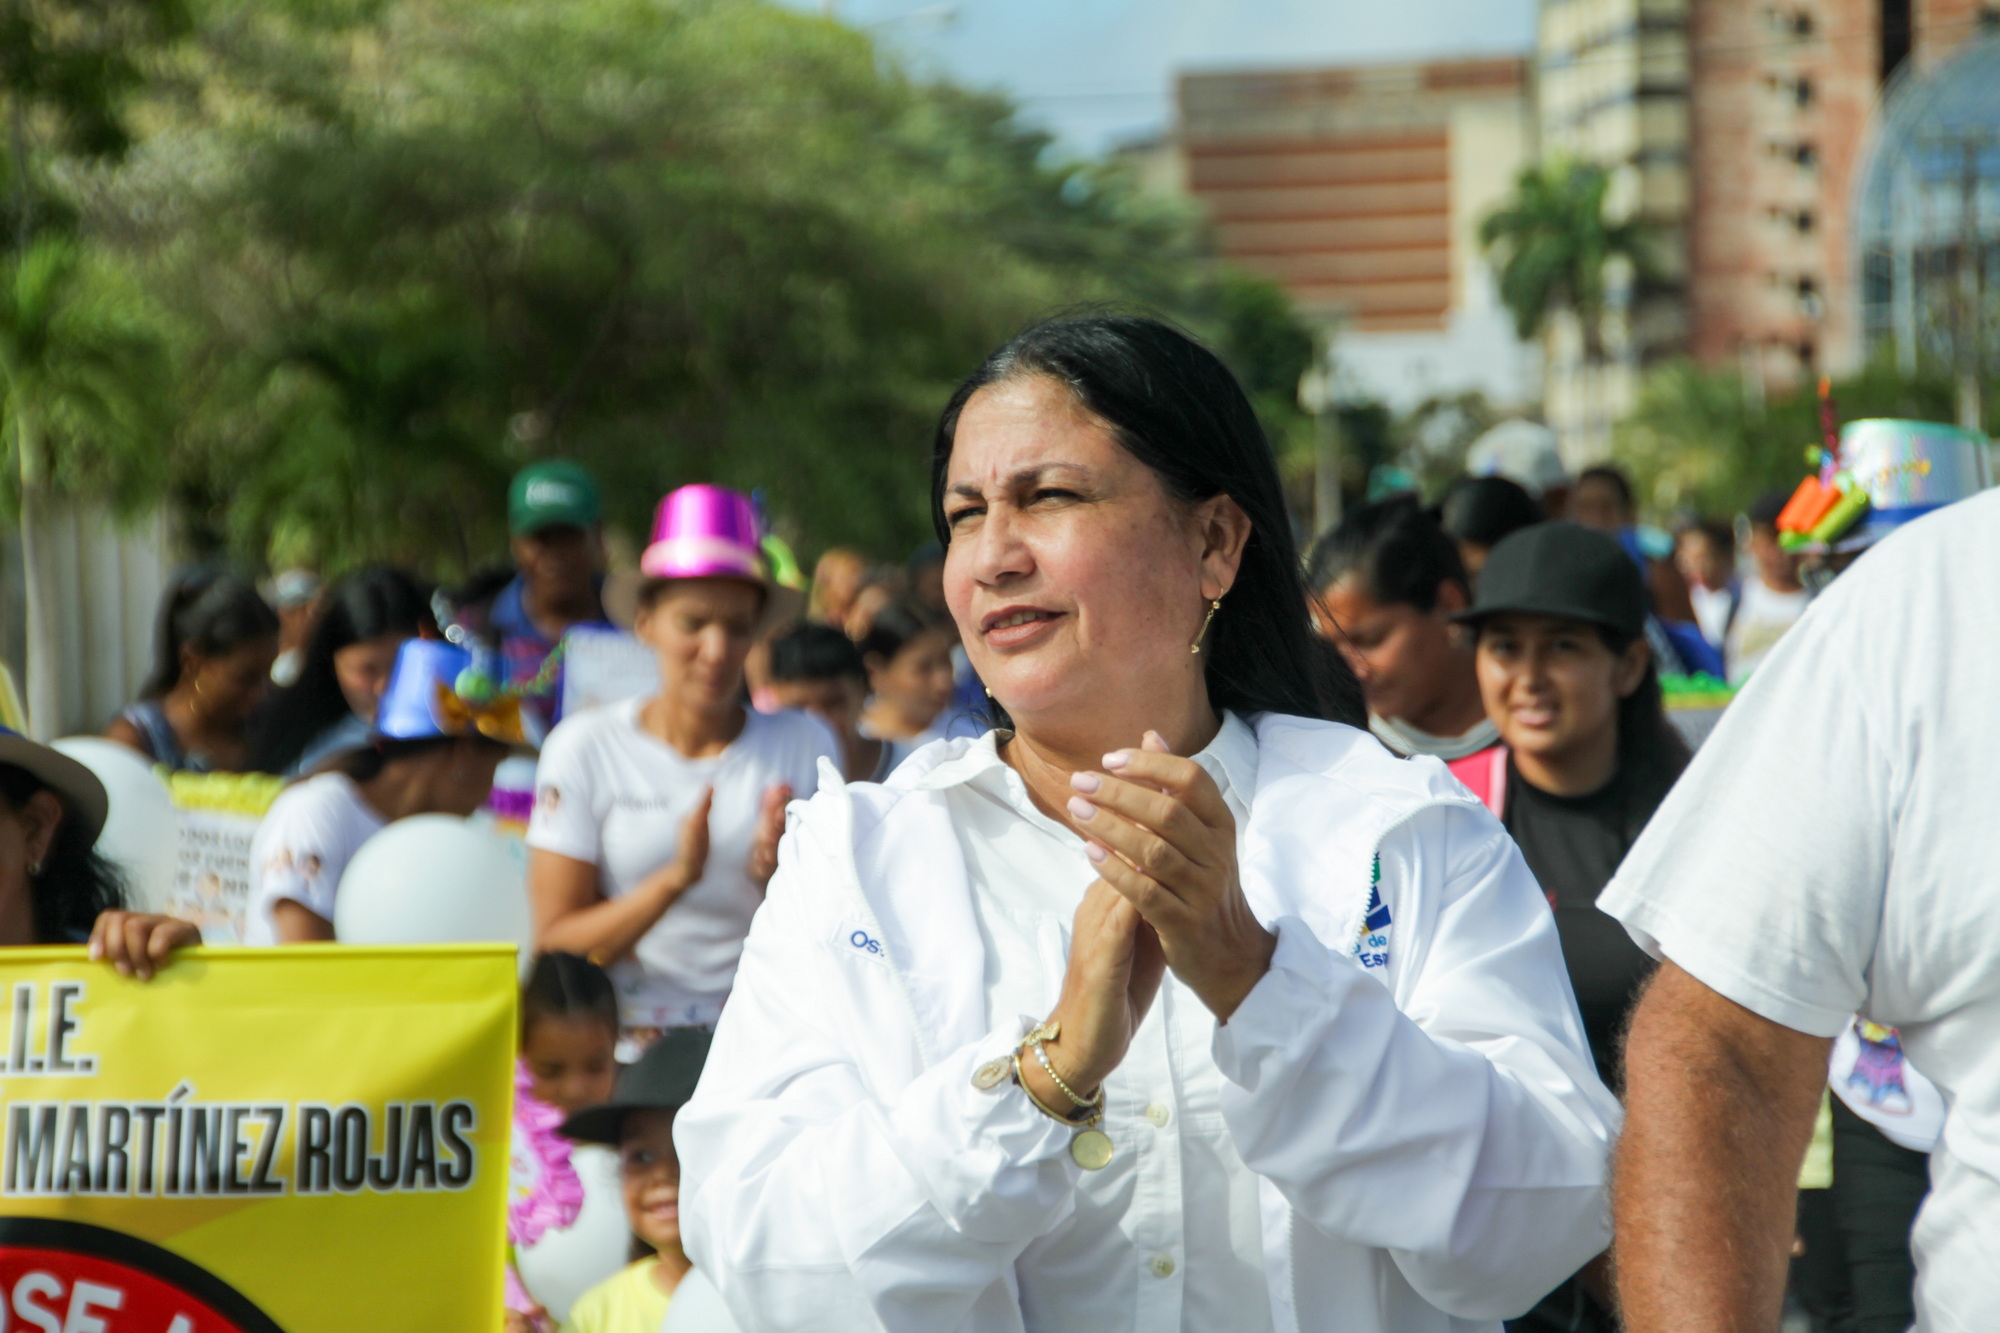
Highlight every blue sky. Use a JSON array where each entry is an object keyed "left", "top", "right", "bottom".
[{"left": 786, "top": 0, "right": 1538, "bottom": 154}]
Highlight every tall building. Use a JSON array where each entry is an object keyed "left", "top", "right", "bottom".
[
  {"left": 1536, "top": 0, "right": 1693, "bottom": 463},
  {"left": 1533, "top": 0, "right": 1994, "bottom": 461},
  {"left": 1171, "top": 57, "right": 1541, "bottom": 410},
  {"left": 1684, "top": 0, "right": 1995, "bottom": 387}
]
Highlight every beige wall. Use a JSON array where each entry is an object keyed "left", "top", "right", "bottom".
[{"left": 1450, "top": 100, "right": 1535, "bottom": 314}]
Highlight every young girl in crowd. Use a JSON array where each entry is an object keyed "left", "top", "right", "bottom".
[
  {"left": 107, "top": 568, "right": 281, "bottom": 772},
  {"left": 854, "top": 600, "right": 957, "bottom": 748},
  {"left": 558, "top": 1030, "right": 711, "bottom": 1333},
  {"left": 1308, "top": 495, "right": 1499, "bottom": 763},
  {"left": 244, "top": 640, "right": 513, "bottom": 944},
  {"left": 508, "top": 953, "right": 625, "bottom": 1332},
  {"left": 765, "top": 623, "right": 907, "bottom": 782},
  {"left": 250, "top": 566, "right": 434, "bottom": 775}
]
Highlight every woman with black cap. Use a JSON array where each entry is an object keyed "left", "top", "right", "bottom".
[
  {"left": 1453, "top": 522, "right": 1691, "bottom": 1333},
  {"left": 0, "top": 728, "right": 198, "bottom": 974},
  {"left": 1456, "top": 521, "right": 1691, "bottom": 1086}
]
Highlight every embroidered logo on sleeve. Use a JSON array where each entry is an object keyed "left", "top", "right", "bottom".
[{"left": 1352, "top": 853, "right": 1392, "bottom": 970}]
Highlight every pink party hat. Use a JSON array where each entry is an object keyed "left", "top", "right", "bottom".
[{"left": 640, "top": 484, "right": 765, "bottom": 581}]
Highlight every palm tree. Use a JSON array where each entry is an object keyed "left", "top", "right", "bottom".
[
  {"left": 0, "top": 237, "right": 171, "bottom": 736},
  {"left": 1480, "top": 157, "right": 1655, "bottom": 458},
  {"left": 1479, "top": 156, "right": 1654, "bottom": 364}
]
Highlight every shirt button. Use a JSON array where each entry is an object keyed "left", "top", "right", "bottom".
[
  {"left": 1144, "top": 1103, "right": 1170, "bottom": 1128},
  {"left": 1148, "top": 1254, "right": 1176, "bottom": 1279},
  {"left": 971, "top": 1058, "right": 1011, "bottom": 1092}
]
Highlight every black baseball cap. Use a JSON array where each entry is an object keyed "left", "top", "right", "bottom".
[
  {"left": 558, "top": 1028, "right": 711, "bottom": 1146},
  {"left": 1452, "top": 521, "right": 1647, "bottom": 640}
]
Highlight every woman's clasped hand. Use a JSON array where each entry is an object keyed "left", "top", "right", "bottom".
[
  {"left": 1031, "top": 729, "right": 1276, "bottom": 1109},
  {"left": 1063, "top": 731, "right": 1274, "bottom": 1024}
]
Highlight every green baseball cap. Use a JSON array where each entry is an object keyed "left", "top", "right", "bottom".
[{"left": 509, "top": 460, "right": 602, "bottom": 536}]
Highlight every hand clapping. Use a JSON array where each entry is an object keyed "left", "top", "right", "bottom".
[{"left": 1064, "top": 731, "right": 1274, "bottom": 1022}]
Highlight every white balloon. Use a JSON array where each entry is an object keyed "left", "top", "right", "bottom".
[
  {"left": 333, "top": 815, "right": 531, "bottom": 965},
  {"left": 51, "top": 737, "right": 179, "bottom": 913},
  {"left": 514, "top": 1145, "right": 631, "bottom": 1322}
]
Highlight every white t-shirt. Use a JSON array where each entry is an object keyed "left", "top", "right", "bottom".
[
  {"left": 1723, "top": 577, "right": 1809, "bottom": 683},
  {"left": 527, "top": 700, "right": 836, "bottom": 1031},
  {"left": 1601, "top": 489, "right": 2000, "bottom": 1331},
  {"left": 1688, "top": 581, "right": 1737, "bottom": 649},
  {"left": 243, "top": 773, "right": 388, "bottom": 945}
]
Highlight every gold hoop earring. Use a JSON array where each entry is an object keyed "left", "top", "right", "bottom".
[{"left": 1191, "top": 597, "right": 1222, "bottom": 655}]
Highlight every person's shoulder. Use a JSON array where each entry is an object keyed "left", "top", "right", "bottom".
[
  {"left": 786, "top": 731, "right": 982, "bottom": 840},
  {"left": 261, "top": 773, "right": 370, "bottom": 836},
  {"left": 539, "top": 696, "right": 641, "bottom": 758},
  {"left": 744, "top": 706, "right": 839, "bottom": 756},
  {"left": 561, "top": 1259, "right": 642, "bottom": 1333},
  {"left": 1250, "top": 713, "right": 1478, "bottom": 808}
]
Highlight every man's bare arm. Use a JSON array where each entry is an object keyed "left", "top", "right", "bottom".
[{"left": 1614, "top": 960, "right": 1832, "bottom": 1332}]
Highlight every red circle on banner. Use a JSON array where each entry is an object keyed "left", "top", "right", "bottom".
[
  {"left": 0, "top": 1219, "right": 285, "bottom": 1333},
  {"left": 0, "top": 1248, "right": 249, "bottom": 1331}
]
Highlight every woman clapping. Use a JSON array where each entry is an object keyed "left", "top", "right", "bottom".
[{"left": 678, "top": 317, "right": 1620, "bottom": 1333}]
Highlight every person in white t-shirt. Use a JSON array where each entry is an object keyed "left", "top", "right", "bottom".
[
  {"left": 244, "top": 638, "right": 520, "bottom": 944},
  {"left": 528, "top": 485, "right": 835, "bottom": 1049},
  {"left": 1722, "top": 491, "right": 1810, "bottom": 683},
  {"left": 1604, "top": 485, "right": 2000, "bottom": 1332}
]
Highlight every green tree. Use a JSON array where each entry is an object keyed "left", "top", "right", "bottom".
[
  {"left": 98, "top": 0, "right": 1316, "bottom": 574},
  {"left": 0, "top": 0, "right": 192, "bottom": 248},
  {"left": 1479, "top": 157, "right": 1652, "bottom": 365},
  {"left": 1613, "top": 356, "right": 1981, "bottom": 517},
  {"left": 0, "top": 236, "right": 171, "bottom": 732}
]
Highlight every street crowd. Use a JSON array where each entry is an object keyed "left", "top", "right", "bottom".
[{"left": 0, "top": 314, "right": 1989, "bottom": 1333}]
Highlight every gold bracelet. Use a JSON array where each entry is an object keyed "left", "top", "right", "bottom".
[
  {"left": 1012, "top": 1051, "right": 1097, "bottom": 1126},
  {"left": 1030, "top": 1041, "right": 1103, "bottom": 1114}
]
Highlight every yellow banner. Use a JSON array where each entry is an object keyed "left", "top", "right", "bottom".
[{"left": 0, "top": 945, "right": 516, "bottom": 1332}]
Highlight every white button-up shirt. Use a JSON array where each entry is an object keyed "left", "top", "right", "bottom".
[
  {"left": 678, "top": 710, "right": 1620, "bottom": 1333},
  {"left": 942, "top": 713, "right": 1271, "bottom": 1332}
]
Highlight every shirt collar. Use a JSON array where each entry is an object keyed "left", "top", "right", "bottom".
[{"left": 910, "top": 710, "right": 1259, "bottom": 822}]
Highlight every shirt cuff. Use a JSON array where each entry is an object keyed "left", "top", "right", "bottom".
[{"left": 886, "top": 1017, "right": 1080, "bottom": 1243}]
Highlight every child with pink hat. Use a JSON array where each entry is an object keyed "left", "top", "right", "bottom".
[{"left": 527, "top": 485, "right": 835, "bottom": 1055}]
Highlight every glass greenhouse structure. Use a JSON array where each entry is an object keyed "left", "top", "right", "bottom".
[{"left": 1855, "top": 31, "right": 2000, "bottom": 381}]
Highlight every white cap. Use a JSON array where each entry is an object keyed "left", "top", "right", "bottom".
[{"left": 1466, "top": 420, "right": 1567, "bottom": 498}]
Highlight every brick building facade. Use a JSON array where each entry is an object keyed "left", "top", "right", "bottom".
[{"left": 1685, "top": 0, "right": 1996, "bottom": 386}]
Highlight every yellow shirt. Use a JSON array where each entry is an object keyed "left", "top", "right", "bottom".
[{"left": 563, "top": 1260, "right": 671, "bottom": 1333}]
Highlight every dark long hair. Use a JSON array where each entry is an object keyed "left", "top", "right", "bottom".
[
  {"left": 141, "top": 568, "right": 280, "bottom": 699},
  {"left": 0, "top": 765, "right": 125, "bottom": 942},
  {"left": 1306, "top": 493, "right": 1467, "bottom": 612},
  {"left": 931, "top": 314, "right": 1363, "bottom": 727},
  {"left": 1599, "top": 627, "right": 1693, "bottom": 786},
  {"left": 854, "top": 600, "right": 944, "bottom": 667},
  {"left": 250, "top": 567, "right": 434, "bottom": 774},
  {"left": 521, "top": 951, "right": 619, "bottom": 1044},
  {"left": 1439, "top": 476, "right": 1545, "bottom": 550}
]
